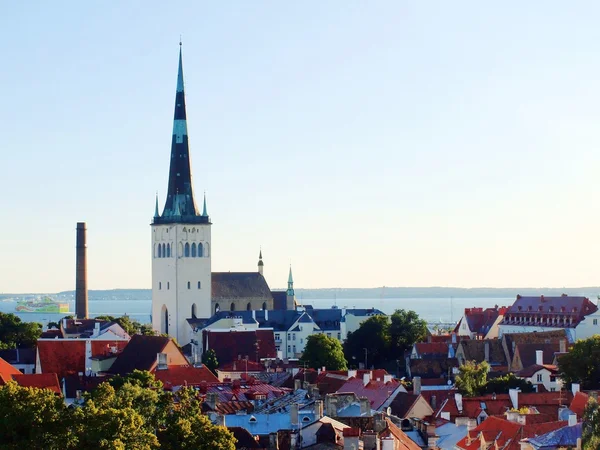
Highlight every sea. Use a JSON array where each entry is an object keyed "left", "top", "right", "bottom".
[{"left": 0, "top": 292, "right": 520, "bottom": 328}]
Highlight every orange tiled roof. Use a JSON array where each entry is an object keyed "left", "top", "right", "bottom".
[
  {"left": 11, "top": 373, "right": 61, "bottom": 394},
  {"left": 154, "top": 365, "right": 218, "bottom": 389},
  {"left": 37, "top": 340, "right": 86, "bottom": 379},
  {"left": 569, "top": 391, "right": 589, "bottom": 418},
  {"left": 0, "top": 357, "right": 21, "bottom": 383}
]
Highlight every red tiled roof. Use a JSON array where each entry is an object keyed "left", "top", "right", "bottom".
[
  {"left": 154, "top": 365, "right": 218, "bottom": 389},
  {"left": 205, "top": 381, "right": 290, "bottom": 403},
  {"left": 90, "top": 341, "right": 128, "bottom": 358},
  {"left": 11, "top": 373, "right": 61, "bottom": 394},
  {"left": 569, "top": 391, "right": 589, "bottom": 418},
  {"left": 336, "top": 376, "right": 401, "bottom": 410},
  {"left": 37, "top": 340, "right": 86, "bottom": 379},
  {"left": 516, "top": 364, "right": 558, "bottom": 378},
  {"left": 0, "top": 357, "right": 21, "bottom": 383},
  {"left": 383, "top": 419, "right": 422, "bottom": 450},
  {"left": 456, "top": 417, "right": 521, "bottom": 450},
  {"left": 203, "top": 329, "right": 276, "bottom": 365},
  {"left": 414, "top": 342, "right": 449, "bottom": 357},
  {"left": 108, "top": 335, "right": 182, "bottom": 375}
]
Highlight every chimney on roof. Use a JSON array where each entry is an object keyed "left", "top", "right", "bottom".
[
  {"left": 363, "top": 372, "right": 371, "bottom": 386},
  {"left": 325, "top": 394, "right": 338, "bottom": 417},
  {"left": 205, "top": 392, "right": 219, "bottom": 410},
  {"left": 572, "top": 383, "right": 580, "bottom": 396},
  {"left": 294, "top": 379, "right": 302, "bottom": 392},
  {"left": 568, "top": 414, "right": 577, "bottom": 427},
  {"left": 536, "top": 350, "right": 544, "bottom": 366},
  {"left": 454, "top": 393, "right": 463, "bottom": 413},
  {"left": 384, "top": 374, "right": 392, "bottom": 384},
  {"left": 314, "top": 400, "right": 323, "bottom": 419},
  {"left": 359, "top": 396, "right": 371, "bottom": 416},
  {"left": 413, "top": 376, "right": 422, "bottom": 395},
  {"left": 560, "top": 339, "right": 567, "bottom": 353},
  {"left": 509, "top": 389, "right": 519, "bottom": 410},
  {"left": 484, "top": 341, "right": 490, "bottom": 363},
  {"left": 75, "top": 222, "right": 89, "bottom": 319},
  {"left": 290, "top": 403, "right": 299, "bottom": 426},
  {"left": 156, "top": 353, "right": 168, "bottom": 370},
  {"left": 381, "top": 436, "right": 394, "bottom": 450},
  {"left": 431, "top": 395, "right": 437, "bottom": 410}
]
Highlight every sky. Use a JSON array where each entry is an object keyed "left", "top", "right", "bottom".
[{"left": 1, "top": 2, "right": 600, "bottom": 293}]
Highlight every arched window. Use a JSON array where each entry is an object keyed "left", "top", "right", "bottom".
[
  {"left": 262, "top": 302, "right": 267, "bottom": 310},
  {"left": 159, "top": 282, "right": 162, "bottom": 290},
  {"left": 158, "top": 244, "right": 162, "bottom": 258},
  {"left": 161, "top": 305, "right": 169, "bottom": 335},
  {"left": 187, "top": 281, "right": 191, "bottom": 290},
  {"left": 191, "top": 304, "right": 197, "bottom": 319},
  {"left": 191, "top": 243, "right": 197, "bottom": 257},
  {"left": 185, "top": 243, "right": 190, "bottom": 257},
  {"left": 166, "top": 244, "right": 171, "bottom": 258},
  {"left": 230, "top": 302, "right": 236, "bottom": 312},
  {"left": 215, "top": 303, "right": 220, "bottom": 314},
  {"left": 162, "top": 243, "right": 166, "bottom": 258},
  {"left": 197, "top": 281, "right": 201, "bottom": 289},
  {"left": 198, "top": 243, "right": 203, "bottom": 257},
  {"left": 247, "top": 303, "right": 252, "bottom": 311}
]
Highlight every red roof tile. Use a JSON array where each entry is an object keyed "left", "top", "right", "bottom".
[
  {"left": 90, "top": 341, "right": 128, "bottom": 358},
  {"left": 154, "top": 365, "right": 218, "bottom": 389},
  {"left": 383, "top": 419, "right": 422, "bottom": 450},
  {"left": 37, "top": 340, "right": 86, "bottom": 379},
  {"left": 0, "top": 357, "right": 21, "bottom": 383},
  {"left": 336, "top": 376, "right": 401, "bottom": 410},
  {"left": 11, "top": 373, "right": 61, "bottom": 394},
  {"left": 219, "top": 360, "right": 265, "bottom": 372},
  {"left": 569, "top": 391, "right": 589, "bottom": 418},
  {"left": 414, "top": 343, "right": 449, "bottom": 357}
]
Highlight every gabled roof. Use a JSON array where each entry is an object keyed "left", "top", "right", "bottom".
[
  {"left": 514, "top": 343, "right": 560, "bottom": 367},
  {"left": 382, "top": 418, "right": 422, "bottom": 450},
  {"left": 389, "top": 393, "right": 421, "bottom": 418},
  {"left": 502, "top": 330, "right": 569, "bottom": 363},
  {"left": 458, "top": 340, "right": 507, "bottom": 365},
  {"left": 107, "top": 335, "right": 172, "bottom": 375},
  {"left": 153, "top": 365, "right": 218, "bottom": 389},
  {"left": 11, "top": 373, "right": 61, "bottom": 394},
  {"left": 0, "top": 357, "right": 22, "bottom": 383},
  {"left": 505, "top": 295, "right": 597, "bottom": 318},
  {"left": 335, "top": 376, "right": 401, "bottom": 411},
  {"left": 212, "top": 272, "right": 273, "bottom": 300},
  {"left": 203, "top": 329, "right": 276, "bottom": 365},
  {"left": 227, "top": 427, "right": 262, "bottom": 448},
  {"left": 459, "top": 307, "right": 505, "bottom": 336},
  {"left": 409, "top": 358, "right": 457, "bottom": 378},
  {"left": 37, "top": 340, "right": 86, "bottom": 379},
  {"left": 515, "top": 364, "right": 558, "bottom": 378}
]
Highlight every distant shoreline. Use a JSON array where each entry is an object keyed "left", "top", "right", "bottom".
[{"left": 2, "top": 286, "right": 599, "bottom": 300}]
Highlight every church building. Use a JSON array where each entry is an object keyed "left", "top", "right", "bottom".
[{"left": 151, "top": 45, "right": 282, "bottom": 345}]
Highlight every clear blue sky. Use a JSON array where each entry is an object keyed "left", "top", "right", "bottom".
[{"left": 1, "top": 2, "right": 600, "bottom": 293}]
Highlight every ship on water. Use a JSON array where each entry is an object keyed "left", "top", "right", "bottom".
[{"left": 15, "top": 296, "right": 69, "bottom": 313}]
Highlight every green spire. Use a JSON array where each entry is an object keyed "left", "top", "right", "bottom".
[
  {"left": 154, "top": 193, "right": 160, "bottom": 219},
  {"left": 287, "top": 266, "right": 294, "bottom": 296},
  {"left": 202, "top": 192, "right": 208, "bottom": 217}
]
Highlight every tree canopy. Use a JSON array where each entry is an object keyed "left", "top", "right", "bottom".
[
  {"left": 455, "top": 361, "right": 534, "bottom": 397},
  {"left": 0, "top": 371, "right": 236, "bottom": 450},
  {"left": 202, "top": 349, "right": 219, "bottom": 375},
  {"left": 0, "top": 312, "right": 42, "bottom": 350},
  {"left": 558, "top": 335, "right": 600, "bottom": 390},
  {"left": 94, "top": 315, "right": 155, "bottom": 337},
  {"left": 301, "top": 333, "right": 347, "bottom": 370},
  {"left": 583, "top": 397, "right": 600, "bottom": 450},
  {"left": 344, "top": 309, "right": 427, "bottom": 368}
]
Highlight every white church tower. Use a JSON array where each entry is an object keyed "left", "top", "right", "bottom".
[{"left": 151, "top": 43, "right": 211, "bottom": 345}]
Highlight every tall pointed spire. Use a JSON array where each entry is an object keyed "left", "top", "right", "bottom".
[
  {"left": 155, "top": 42, "right": 208, "bottom": 224},
  {"left": 287, "top": 265, "right": 294, "bottom": 296},
  {"left": 257, "top": 248, "right": 264, "bottom": 275}
]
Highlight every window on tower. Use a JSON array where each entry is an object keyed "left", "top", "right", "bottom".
[
  {"left": 198, "top": 281, "right": 201, "bottom": 289},
  {"left": 262, "top": 302, "right": 267, "bottom": 310},
  {"left": 191, "top": 304, "right": 197, "bottom": 319},
  {"left": 167, "top": 282, "right": 170, "bottom": 290},
  {"left": 159, "top": 282, "right": 162, "bottom": 290},
  {"left": 198, "top": 243, "right": 203, "bottom": 257},
  {"left": 247, "top": 303, "right": 252, "bottom": 311},
  {"left": 185, "top": 243, "right": 190, "bottom": 257},
  {"left": 187, "top": 281, "right": 190, "bottom": 289},
  {"left": 166, "top": 244, "right": 171, "bottom": 257},
  {"left": 158, "top": 245, "right": 162, "bottom": 258},
  {"left": 230, "top": 302, "right": 236, "bottom": 312},
  {"left": 191, "top": 243, "right": 197, "bottom": 257}
]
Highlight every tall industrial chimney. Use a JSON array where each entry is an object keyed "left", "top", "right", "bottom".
[{"left": 75, "top": 222, "right": 88, "bottom": 319}]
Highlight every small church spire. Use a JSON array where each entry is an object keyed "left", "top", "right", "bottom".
[
  {"left": 286, "top": 265, "right": 296, "bottom": 310},
  {"left": 287, "top": 266, "right": 294, "bottom": 295},
  {"left": 257, "top": 248, "right": 264, "bottom": 276},
  {"left": 202, "top": 192, "right": 208, "bottom": 217}
]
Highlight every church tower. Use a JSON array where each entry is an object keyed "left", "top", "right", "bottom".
[{"left": 151, "top": 43, "right": 211, "bottom": 345}]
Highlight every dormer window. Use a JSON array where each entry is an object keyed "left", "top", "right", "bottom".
[{"left": 249, "top": 416, "right": 257, "bottom": 423}]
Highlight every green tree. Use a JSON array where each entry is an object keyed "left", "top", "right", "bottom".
[
  {"left": 558, "top": 335, "right": 600, "bottom": 390},
  {"left": 0, "top": 381, "right": 72, "bottom": 449},
  {"left": 483, "top": 373, "right": 535, "bottom": 394},
  {"left": 583, "top": 397, "right": 600, "bottom": 450},
  {"left": 0, "top": 312, "right": 42, "bottom": 349},
  {"left": 94, "top": 315, "right": 155, "bottom": 337},
  {"left": 107, "top": 369, "right": 164, "bottom": 390},
  {"left": 202, "top": 349, "right": 219, "bottom": 375},
  {"left": 344, "top": 315, "right": 390, "bottom": 368},
  {"left": 158, "top": 386, "right": 236, "bottom": 450},
  {"left": 389, "top": 309, "right": 428, "bottom": 359},
  {"left": 301, "top": 333, "right": 347, "bottom": 370},
  {"left": 455, "top": 361, "right": 490, "bottom": 397}
]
